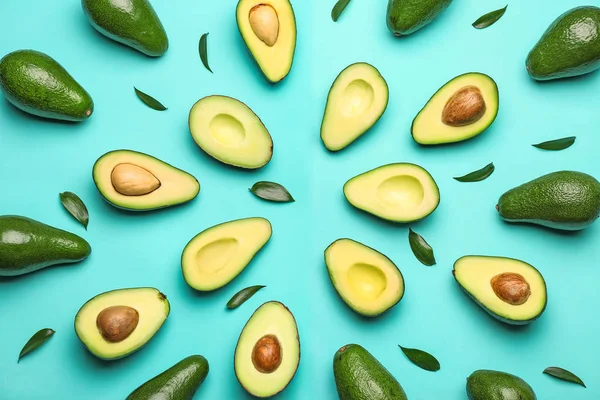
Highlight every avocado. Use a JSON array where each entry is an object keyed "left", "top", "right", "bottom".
[
  {"left": 453, "top": 256, "right": 547, "bottom": 325},
  {"left": 344, "top": 163, "right": 440, "bottom": 223},
  {"left": 0, "top": 50, "right": 93, "bottom": 121},
  {"left": 320, "top": 63, "right": 389, "bottom": 151},
  {"left": 412, "top": 72, "right": 499, "bottom": 145},
  {"left": 325, "top": 239, "right": 404, "bottom": 317},
  {"left": 387, "top": 0, "right": 453, "bottom": 36},
  {"left": 189, "top": 95, "right": 273, "bottom": 169},
  {"left": 0, "top": 216, "right": 91, "bottom": 277},
  {"left": 497, "top": 171, "right": 600, "bottom": 231},
  {"left": 334, "top": 344, "right": 407, "bottom": 400},
  {"left": 467, "top": 369, "right": 536, "bottom": 400},
  {"left": 526, "top": 6, "right": 600, "bottom": 81},
  {"left": 75, "top": 287, "right": 169, "bottom": 360},
  {"left": 93, "top": 150, "right": 200, "bottom": 211},
  {"left": 81, "top": 0, "right": 168, "bottom": 57},
  {"left": 236, "top": 0, "right": 297, "bottom": 83},
  {"left": 127, "top": 355, "right": 209, "bottom": 400},
  {"left": 235, "top": 301, "right": 300, "bottom": 398},
  {"left": 182, "top": 217, "right": 272, "bottom": 291}
]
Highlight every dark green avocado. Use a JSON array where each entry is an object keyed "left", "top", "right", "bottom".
[
  {"left": 387, "top": 0, "right": 453, "bottom": 36},
  {"left": 467, "top": 369, "right": 536, "bottom": 400}
]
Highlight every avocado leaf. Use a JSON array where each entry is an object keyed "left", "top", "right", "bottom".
[
  {"left": 532, "top": 136, "right": 576, "bottom": 151},
  {"left": 19, "top": 329, "right": 55, "bottom": 363},
  {"left": 543, "top": 367, "right": 586, "bottom": 387},
  {"left": 60, "top": 191, "right": 89, "bottom": 230},
  {"left": 331, "top": 0, "right": 351, "bottom": 22},
  {"left": 134, "top": 87, "right": 167, "bottom": 111},
  {"left": 473, "top": 5, "right": 508, "bottom": 29},
  {"left": 408, "top": 229, "right": 436, "bottom": 266},
  {"left": 250, "top": 181, "right": 295, "bottom": 202},
  {"left": 227, "top": 285, "right": 266, "bottom": 309},
  {"left": 399, "top": 345, "right": 440, "bottom": 371},
  {"left": 199, "top": 33, "right": 213, "bottom": 73},
  {"left": 454, "top": 162, "right": 495, "bottom": 182}
]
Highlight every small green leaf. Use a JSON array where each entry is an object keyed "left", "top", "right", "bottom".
[
  {"left": 227, "top": 285, "right": 266, "bottom": 309},
  {"left": 134, "top": 87, "right": 167, "bottom": 111},
  {"left": 544, "top": 367, "right": 586, "bottom": 387},
  {"left": 250, "top": 181, "right": 295, "bottom": 203},
  {"left": 399, "top": 345, "right": 440, "bottom": 372},
  {"left": 60, "top": 191, "right": 89, "bottom": 230},
  {"left": 408, "top": 229, "right": 436, "bottom": 266},
  {"left": 199, "top": 33, "right": 212, "bottom": 73},
  {"left": 532, "top": 136, "right": 576, "bottom": 151},
  {"left": 473, "top": 5, "right": 508, "bottom": 29},
  {"left": 19, "top": 329, "right": 55, "bottom": 362},
  {"left": 331, "top": 0, "right": 352, "bottom": 22},
  {"left": 454, "top": 162, "right": 495, "bottom": 182}
]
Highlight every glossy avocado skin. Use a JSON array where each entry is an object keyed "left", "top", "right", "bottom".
[
  {"left": 467, "top": 370, "right": 536, "bottom": 400},
  {"left": 387, "top": 0, "right": 453, "bottom": 36},
  {"left": 0, "top": 216, "right": 91, "bottom": 276},
  {"left": 0, "top": 50, "right": 94, "bottom": 121},
  {"left": 526, "top": 6, "right": 600, "bottom": 80},
  {"left": 82, "top": 0, "right": 168, "bottom": 57}
]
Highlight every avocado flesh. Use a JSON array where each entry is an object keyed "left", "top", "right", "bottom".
[
  {"left": 325, "top": 239, "right": 404, "bottom": 317},
  {"left": 344, "top": 163, "right": 440, "bottom": 223},
  {"left": 334, "top": 344, "right": 407, "bottom": 400},
  {"left": 321, "top": 63, "right": 389, "bottom": 151},
  {"left": 453, "top": 256, "right": 547, "bottom": 325},
  {"left": 0, "top": 50, "right": 93, "bottom": 121},
  {"left": 81, "top": 0, "right": 168, "bottom": 57},
  {"left": 412, "top": 73, "right": 499, "bottom": 145},
  {"left": 237, "top": 0, "right": 296, "bottom": 83},
  {"left": 189, "top": 95, "right": 273, "bottom": 169},
  {"left": 75, "top": 287, "right": 170, "bottom": 360},
  {"left": 235, "top": 301, "right": 300, "bottom": 398},
  {"left": 182, "top": 217, "right": 272, "bottom": 291},
  {"left": 467, "top": 370, "right": 536, "bottom": 400},
  {"left": 497, "top": 171, "right": 600, "bottom": 231},
  {"left": 526, "top": 6, "right": 600, "bottom": 81},
  {"left": 386, "top": 0, "right": 453, "bottom": 36}
]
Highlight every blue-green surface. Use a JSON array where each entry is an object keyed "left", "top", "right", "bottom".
[{"left": 0, "top": 0, "right": 598, "bottom": 398}]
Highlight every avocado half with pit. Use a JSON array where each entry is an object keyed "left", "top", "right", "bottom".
[
  {"left": 325, "top": 239, "right": 404, "bottom": 317},
  {"left": 344, "top": 163, "right": 440, "bottom": 223},
  {"left": 321, "top": 62, "right": 389, "bottom": 151},
  {"left": 74, "top": 287, "right": 170, "bottom": 360},
  {"left": 93, "top": 150, "right": 200, "bottom": 211},
  {"left": 236, "top": 0, "right": 297, "bottom": 83},
  {"left": 412, "top": 73, "right": 499, "bottom": 145},
  {"left": 453, "top": 256, "right": 547, "bottom": 325},
  {"left": 235, "top": 301, "right": 300, "bottom": 397},
  {"left": 189, "top": 95, "right": 273, "bottom": 169}
]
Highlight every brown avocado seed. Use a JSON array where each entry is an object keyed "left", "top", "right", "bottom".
[
  {"left": 252, "top": 334, "right": 282, "bottom": 373},
  {"left": 442, "top": 86, "right": 486, "bottom": 127},
  {"left": 96, "top": 305, "right": 139, "bottom": 342},
  {"left": 491, "top": 273, "right": 531, "bottom": 305},
  {"left": 111, "top": 163, "right": 161, "bottom": 196}
]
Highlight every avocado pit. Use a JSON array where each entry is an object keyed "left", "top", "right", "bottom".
[
  {"left": 252, "top": 334, "right": 282, "bottom": 373},
  {"left": 111, "top": 163, "right": 161, "bottom": 196},
  {"left": 96, "top": 305, "right": 139, "bottom": 342},
  {"left": 491, "top": 272, "right": 531, "bottom": 305},
  {"left": 249, "top": 4, "right": 279, "bottom": 47},
  {"left": 442, "top": 86, "right": 486, "bottom": 127}
]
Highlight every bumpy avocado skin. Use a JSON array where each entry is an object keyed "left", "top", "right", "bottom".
[
  {"left": 526, "top": 6, "right": 600, "bottom": 80},
  {"left": 0, "top": 50, "right": 94, "bottom": 121},
  {"left": 386, "top": 0, "right": 453, "bottom": 36},
  {"left": 467, "top": 370, "right": 536, "bottom": 400}
]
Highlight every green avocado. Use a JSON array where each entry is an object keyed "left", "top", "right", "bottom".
[
  {"left": 334, "top": 344, "right": 407, "bottom": 400},
  {"left": 387, "top": 0, "right": 453, "bottom": 36},
  {"left": 81, "top": 0, "right": 168, "bottom": 57},
  {"left": 0, "top": 50, "right": 93, "bottom": 121},
  {"left": 497, "top": 171, "right": 600, "bottom": 231},
  {"left": 526, "top": 6, "right": 600, "bottom": 80},
  {"left": 127, "top": 355, "right": 209, "bottom": 400},
  {"left": 467, "top": 370, "right": 536, "bottom": 400},
  {"left": 0, "top": 216, "right": 91, "bottom": 277}
]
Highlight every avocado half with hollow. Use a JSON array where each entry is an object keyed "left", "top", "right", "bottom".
[
  {"left": 453, "top": 256, "right": 547, "bottom": 325},
  {"left": 344, "top": 163, "right": 440, "bottom": 223},
  {"left": 93, "top": 150, "right": 200, "bottom": 211},
  {"left": 235, "top": 301, "right": 300, "bottom": 397},
  {"left": 321, "top": 63, "right": 389, "bottom": 151},
  {"left": 74, "top": 287, "right": 170, "bottom": 360},
  {"left": 189, "top": 95, "right": 273, "bottom": 169},
  {"left": 325, "top": 239, "right": 404, "bottom": 317},
  {"left": 412, "top": 73, "right": 499, "bottom": 145},
  {"left": 236, "top": 0, "right": 297, "bottom": 83}
]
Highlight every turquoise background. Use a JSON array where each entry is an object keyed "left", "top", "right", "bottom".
[{"left": 0, "top": 0, "right": 599, "bottom": 398}]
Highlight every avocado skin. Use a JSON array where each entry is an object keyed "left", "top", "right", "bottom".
[
  {"left": 334, "top": 344, "right": 407, "bottom": 400},
  {"left": 127, "top": 355, "right": 209, "bottom": 400},
  {"left": 0, "top": 50, "right": 94, "bottom": 121},
  {"left": 82, "top": 0, "right": 168, "bottom": 57},
  {"left": 526, "top": 6, "right": 600, "bottom": 80},
  {"left": 387, "top": 0, "right": 453, "bottom": 36},
  {"left": 467, "top": 370, "right": 536, "bottom": 400},
  {"left": 497, "top": 171, "right": 600, "bottom": 231},
  {"left": 0, "top": 216, "right": 91, "bottom": 276}
]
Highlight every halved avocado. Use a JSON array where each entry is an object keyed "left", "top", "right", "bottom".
[
  {"left": 325, "top": 239, "right": 404, "bottom": 317},
  {"left": 182, "top": 217, "right": 272, "bottom": 291},
  {"left": 236, "top": 0, "right": 297, "bottom": 83},
  {"left": 344, "top": 163, "right": 440, "bottom": 223},
  {"left": 453, "top": 256, "right": 547, "bottom": 325},
  {"left": 189, "top": 95, "right": 273, "bottom": 169},
  {"left": 74, "top": 287, "right": 170, "bottom": 360},
  {"left": 93, "top": 150, "right": 200, "bottom": 211},
  {"left": 320, "top": 63, "right": 389, "bottom": 151},
  {"left": 234, "top": 301, "right": 300, "bottom": 397},
  {"left": 411, "top": 73, "right": 499, "bottom": 145}
]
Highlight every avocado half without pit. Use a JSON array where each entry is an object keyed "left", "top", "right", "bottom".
[{"left": 412, "top": 73, "right": 499, "bottom": 145}]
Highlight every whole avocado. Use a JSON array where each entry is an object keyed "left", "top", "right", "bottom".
[
  {"left": 387, "top": 0, "right": 453, "bottom": 36},
  {"left": 467, "top": 370, "right": 536, "bottom": 400}
]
